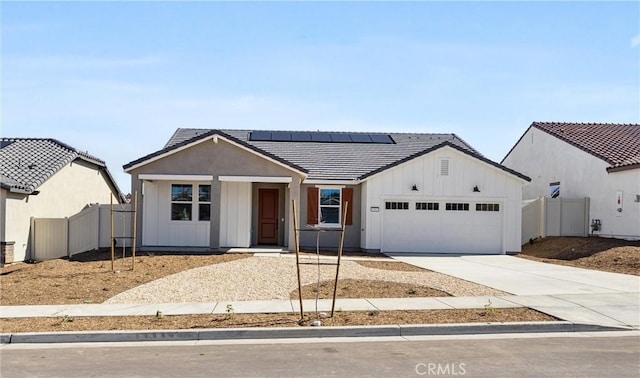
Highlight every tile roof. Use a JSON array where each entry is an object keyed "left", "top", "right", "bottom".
[
  {"left": 125, "top": 128, "right": 530, "bottom": 181},
  {"left": 531, "top": 122, "right": 640, "bottom": 171},
  {"left": 0, "top": 138, "right": 120, "bottom": 195}
]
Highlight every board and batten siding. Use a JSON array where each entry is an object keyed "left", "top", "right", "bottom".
[
  {"left": 220, "top": 181, "right": 252, "bottom": 248},
  {"left": 142, "top": 181, "right": 210, "bottom": 247},
  {"left": 362, "top": 146, "right": 524, "bottom": 253}
]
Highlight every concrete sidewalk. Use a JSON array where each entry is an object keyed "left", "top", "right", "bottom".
[
  {"left": 389, "top": 254, "right": 640, "bottom": 329},
  {"left": 2, "top": 294, "right": 632, "bottom": 345},
  {"left": 0, "top": 295, "right": 520, "bottom": 318},
  {"left": 1, "top": 254, "right": 638, "bottom": 345}
]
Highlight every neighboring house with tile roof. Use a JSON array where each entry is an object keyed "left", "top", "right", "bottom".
[
  {"left": 502, "top": 122, "right": 640, "bottom": 240},
  {"left": 124, "top": 129, "right": 530, "bottom": 254},
  {"left": 0, "top": 138, "right": 123, "bottom": 263}
]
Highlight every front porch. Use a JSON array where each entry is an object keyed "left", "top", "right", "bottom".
[{"left": 138, "top": 175, "right": 301, "bottom": 252}]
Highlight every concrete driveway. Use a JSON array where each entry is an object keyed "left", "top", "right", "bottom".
[{"left": 389, "top": 254, "right": 640, "bottom": 329}]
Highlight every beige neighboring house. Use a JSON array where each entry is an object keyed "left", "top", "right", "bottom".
[
  {"left": 502, "top": 122, "right": 640, "bottom": 240},
  {"left": 0, "top": 138, "right": 123, "bottom": 264}
]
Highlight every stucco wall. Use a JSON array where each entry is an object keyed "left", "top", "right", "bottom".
[
  {"left": 363, "top": 146, "right": 525, "bottom": 253},
  {"left": 298, "top": 184, "right": 361, "bottom": 250},
  {"left": 502, "top": 127, "right": 640, "bottom": 239},
  {"left": 5, "top": 160, "right": 117, "bottom": 262},
  {"left": 0, "top": 188, "right": 6, "bottom": 241}
]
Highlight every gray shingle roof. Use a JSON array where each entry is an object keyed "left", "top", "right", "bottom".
[
  {"left": 126, "top": 128, "right": 529, "bottom": 181},
  {"left": 0, "top": 138, "right": 121, "bottom": 195}
]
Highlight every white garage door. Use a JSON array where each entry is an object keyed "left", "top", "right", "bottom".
[{"left": 382, "top": 200, "right": 502, "bottom": 254}]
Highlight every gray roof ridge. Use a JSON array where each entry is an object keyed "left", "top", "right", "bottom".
[
  {"left": 1, "top": 137, "right": 106, "bottom": 166},
  {"left": 449, "top": 133, "right": 481, "bottom": 156},
  {"left": 1, "top": 138, "right": 121, "bottom": 198},
  {"left": 125, "top": 129, "right": 309, "bottom": 174},
  {"left": 359, "top": 141, "right": 530, "bottom": 182},
  {"left": 173, "top": 128, "right": 467, "bottom": 136}
]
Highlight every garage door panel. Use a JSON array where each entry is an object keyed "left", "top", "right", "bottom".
[{"left": 382, "top": 200, "right": 502, "bottom": 254}]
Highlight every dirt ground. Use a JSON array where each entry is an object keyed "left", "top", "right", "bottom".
[
  {"left": 292, "top": 279, "right": 450, "bottom": 299},
  {"left": 0, "top": 250, "right": 250, "bottom": 306},
  {"left": 0, "top": 308, "right": 556, "bottom": 333},
  {"left": 1, "top": 236, "right": 633, "bottom": 332},
  {"left": 519, "top": 236, "right": 640, "bottom": 276}
]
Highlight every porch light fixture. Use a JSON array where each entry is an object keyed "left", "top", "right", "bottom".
[
  {"left": 473, "top": 185, "right": 480, "bottom": 193},
  {"left": 411, "top": 184, "right": 418, "bottom": 191}
]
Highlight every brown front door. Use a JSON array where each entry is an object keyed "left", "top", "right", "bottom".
[{"left": 258, "top": 188, "right": 279, "bottom": 245}]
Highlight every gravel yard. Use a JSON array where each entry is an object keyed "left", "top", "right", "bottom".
[{"left": 105, "top": 255, "right": 508, "bottom": 304}]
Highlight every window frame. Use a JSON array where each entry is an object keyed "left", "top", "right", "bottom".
[
  {"left": 475, "top": 203, "right": 500, "bottom": 212},
  {"left": 385, "top": 201, "right": 410, "bottom": 210},
  {"left": 416, "top": 202, "right": 439, "bottom": 211},
  {"left": 445, "top": 202, "right": 470, "bottom": 211},
  {"left": 171, "top": 184, "right": 193, "bottom": 221},
  {"left": 170, "top": 183, "right": 212, "bottom": 222},
  {"left": 318, "top": 187, "right": 342, "bottom": 226},
  {"left": 198, "top": 184, "right": 212, "bottom": 221}
]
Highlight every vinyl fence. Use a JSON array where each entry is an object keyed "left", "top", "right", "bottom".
[
  {"left": 521, "top": 197, "right": 590, "bottom": 244},
  {"left": 30, "top": 203, "right": 133, "bottom": 261}
]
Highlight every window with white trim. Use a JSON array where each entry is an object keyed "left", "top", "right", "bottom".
[
  {"left": 171, "top": 184, "right": 193, "bottom": 221},
  {"left": 198, "top": 185, "right": 211, "bottom": 221},
  {"left": 170, "top": 184, "right": 212, "bottom": 221},
  {"left": 319, "top": 188, "right": 341, "bottom": 224}
]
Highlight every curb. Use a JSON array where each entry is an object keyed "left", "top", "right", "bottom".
[{"left": 0, "top": 321, "right": 630, "bottom": 344}]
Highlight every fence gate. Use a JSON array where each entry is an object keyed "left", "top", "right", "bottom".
[
  {"left": 31, "top": 218, "right": 68, "bottom": 261},
  {"left": 521, "top": 197, "right": 590, "bottom": 244}
]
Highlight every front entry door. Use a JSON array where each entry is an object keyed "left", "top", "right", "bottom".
[{"left": 258, "top": 188, "right": 279, "bottom": 244}]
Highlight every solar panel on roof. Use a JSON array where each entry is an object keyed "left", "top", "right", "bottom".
[
  {"left": 349, "top": 134, "right": 373, "bottom": 143},
  {"left": 271, "top": 132, "right": 292, "bottom": 141},
  {"left": 291, "top": 132, "right": 312, "bottom": 141},
  {"left": 311, "top": 133, "right": 332, "bottom": 142},
  {"left": 249, "top": 130, "right": 394, "bottom": 144},
  {"left": 250, "top": 131, "right": 271, "bottom": 141},
  {"left": 369, "top": 134, "right": 394, "bottom": 144},
  {"left": 330, "top": 133, "right": 352, "bottom": 142}
]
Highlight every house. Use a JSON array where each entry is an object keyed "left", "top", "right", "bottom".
[
  {"left": 502, "top": 122, "right": 640, "bottom": 240},
  {"left": 0, "top": 138, "right": 123, "bottom": 264},
  {"left": 123, "top": 129, "right": 530, "bottom": 254}
]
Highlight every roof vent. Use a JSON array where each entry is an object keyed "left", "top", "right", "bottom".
[
  {"left": 440, "top": 159, "right": 450, "bottom": 176},
  {"left": 28, "top": 163, "right": 38, "bottom": 169}
]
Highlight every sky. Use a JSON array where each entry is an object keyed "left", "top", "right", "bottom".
[{"left": 2, "top": 1, "right": 639, "bottom": 192}]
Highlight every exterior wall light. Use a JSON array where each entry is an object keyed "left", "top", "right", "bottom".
[
  {"left": 411, "top": 185, "right": 418, "bottom": 191},
  {"left": 473, "top": 185, "right": 480, "bottom": 192}
]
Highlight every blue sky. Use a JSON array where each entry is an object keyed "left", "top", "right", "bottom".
[{"left": 2, "top": 1, "right": 639, "bottom": 191}]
